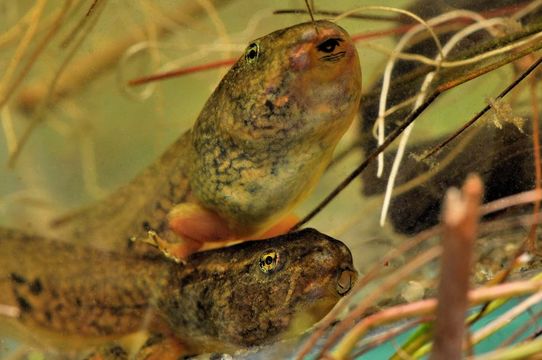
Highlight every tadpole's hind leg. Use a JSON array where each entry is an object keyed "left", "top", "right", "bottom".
[{"left": 167, "top": 202, "right": 233, "bottom": 258}]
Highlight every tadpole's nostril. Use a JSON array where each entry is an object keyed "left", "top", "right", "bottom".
[{"left": 336, "top": 268, "right": 356, "bottom": 296}]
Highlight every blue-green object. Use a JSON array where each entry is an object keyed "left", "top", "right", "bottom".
[
  {"left": 231, "top": 295, "right": 542, "bottom": 359},
  {"left": 358, "top": 297, "right": 542, "bottom": 359}
]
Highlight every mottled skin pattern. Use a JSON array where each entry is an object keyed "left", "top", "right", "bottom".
[
  {"left": 190, "top": 20, "right": 361, "bottom": 234},
  {"left": 0, "top": 228, "right": 356, "bottom": 355},
  {"left": 0, "top": 227, "right": 160, "bottom": 340},
  {"left": 52, "top": 20, "right": 361, "bottom": 253}
]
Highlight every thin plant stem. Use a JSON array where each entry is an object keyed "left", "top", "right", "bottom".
[{"left": 527, "top": 75, "right": 541, "bottom": 251}]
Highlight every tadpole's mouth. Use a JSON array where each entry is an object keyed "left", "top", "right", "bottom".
[
  {"left": 336, "top": 266, "right": 357, "bottom": 296},
  {"left": 319, "top": 51, "right": 346, "bottom": 62}
]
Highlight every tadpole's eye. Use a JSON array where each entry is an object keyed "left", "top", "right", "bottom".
[
  {"left": 259, "top": 249, "right": 279, "bottom": 274},
  {"left": 316, "top": 38, "right": 342, "bottom": 53},
  {"left": 245, "top": 42, "right": 260, "bottom": 63}
]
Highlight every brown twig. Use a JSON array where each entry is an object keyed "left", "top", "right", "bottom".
[
  {"left": 273, "top": 8, "right": 398, "bottom": 22},
  {"left": 296, "top": 189, "right": 542, "bottom": 360},
  {"left": 128, "top": 58, "right": 236, "bottom": 86},
  {"left": 328, "top": 279, "right": 542, "bottom": 359},
  {"left": 430, "top": 175, "right": 483, "bottom": 360},
  {"left": 481, "top": 189, "right": 542, "bottom": 216}
]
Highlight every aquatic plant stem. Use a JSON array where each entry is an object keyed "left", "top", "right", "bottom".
[
  {"left": 317, "top": 246, "right": 443, "bottom": 358},
  {"left": 472, "top": 291, "right": 542, "bottom": 345},
  {"left": 327, "top": 280, "right": 542, "bottom": 359},
  {"left": 430, "top": 175, "right": 482, "bottom": 360},
  {"left": 527, "top": 74, "right": 541, "bottom": 252},
  {"left": 499, "top": 307, "right": 542, "bottom": 347},
  {"left": 351, "top": 317, "right": 431, "bottom": 357},
  {"left": 298, "top": 189, "right": 542, "bottom": 360},
  {"left": 294, "top": 225, "right": 440, "bottom": 359},
  {"left": 129, "top": 58, "right": 236, "bottom": 86},
  {"left": 0, "top": 0, "right": 47, "bottom": 95}
]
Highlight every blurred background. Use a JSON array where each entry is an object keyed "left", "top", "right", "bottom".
[{"left": 1, "top": 0, "right": 542, "bottom": 358}]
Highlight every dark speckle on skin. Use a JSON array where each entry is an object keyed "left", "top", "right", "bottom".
[
  {"left": 50, "top": 288, "right": 59, "bottom": 299},
  {"left": 45, "top": 310, "right": 52, "bottom": 323},
  {"left": 143, "top": 333, "right": 165, "bottom": 347},
  {"left": 245, "top": 182, "right": 261, "bottom": 194},
  {"left": 10, "top": 272, "right": 26, "bottom": 284},
  {"left": 142, "top": 221, "right": 152, "bottom": 231},
  {"left": 264, "top": 99, "right": 275, "bottom": 112},
  {"left": 16, "top": 295, "right": 32, "bottom": 313},
  {"left": 106, "top": 345, "right": 128, "bottom": 359},
  {"left": 29, "top": 278, "right": 43, "bottom": 295}
]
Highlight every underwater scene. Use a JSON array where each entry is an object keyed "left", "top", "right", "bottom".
[{"left": 0, "top": 0, "right": 542, "bottom": 359}]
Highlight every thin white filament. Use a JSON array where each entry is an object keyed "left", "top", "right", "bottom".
[
  {"left": 362, "top": 32, "right": 542, "bottom": 69},
  {"left": 380, "top": 17, "right": 507, "bottom": 226},
  {"left": 373, "top": 10, "right": 491, "bottom": 178},
  {"left": 334, "top": 5, "right": 448, "bottom": 177}
]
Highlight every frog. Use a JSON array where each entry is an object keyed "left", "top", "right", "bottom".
[
  {"left": 0, "top": 227, "right": 357, "bottom": 358},
  {"left": 51, "top": 20, "right": 362, "bottom": 259}
]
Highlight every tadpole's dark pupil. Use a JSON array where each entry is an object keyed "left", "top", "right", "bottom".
[
  {"left": 317, "top": 38, "right": 341, "bottom": 53},
  {"left": 248, "top": 50, "right": 257, "bottom": 59},
  {"left": 265, "top": 256, "right": 273, "bottom": 265}
]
